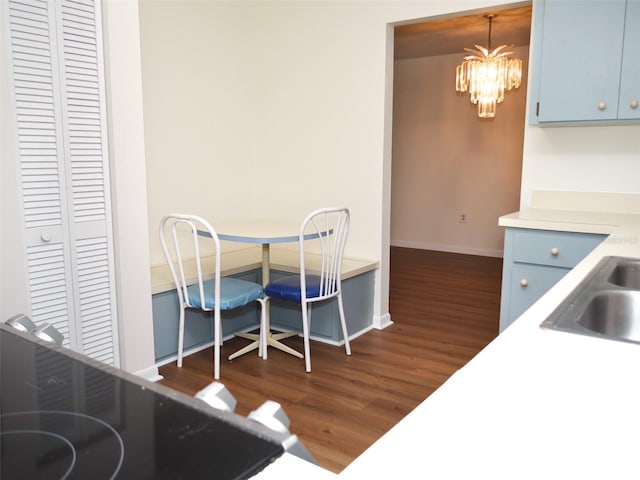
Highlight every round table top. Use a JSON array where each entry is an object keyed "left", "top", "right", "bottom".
[{"left": 214, "top": 220, "right": 303, "bottom": 244}]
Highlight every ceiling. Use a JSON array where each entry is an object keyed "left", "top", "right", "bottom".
[{"left": 394, "top": 5, "right": 532, "bottom": 60}]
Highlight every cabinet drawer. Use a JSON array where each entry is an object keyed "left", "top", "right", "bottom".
[
  {"left": 512, "top": 230, "right": 604, "bottom": 268},
  {"left": 506, "top": 264, "right": 569, "bottom": 326}
]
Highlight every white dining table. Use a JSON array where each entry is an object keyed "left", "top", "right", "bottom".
[{"left": 213, "top": 220, "right": 312, "bottom": 360}]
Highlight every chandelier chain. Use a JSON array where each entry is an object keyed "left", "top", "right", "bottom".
[{"left": 486, "top": 14, "right": 494, "bottom": 51}]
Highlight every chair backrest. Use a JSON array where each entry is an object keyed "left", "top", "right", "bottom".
[
  {"left": 159, "top": 214, "right": 221, "bottom": 312},
  {"left": 299, "top": 207, "right": 350, "bottom": 301}
]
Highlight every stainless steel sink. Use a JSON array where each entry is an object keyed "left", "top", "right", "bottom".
[
  {"left": 541, "top": 256, "right": 640, "bottom": 346},
  {"left": 576, "top": 291, "right": 640, "bottom": 342},
  {"left": 608, "top": 260, "right": 640, "bottom": 289}
]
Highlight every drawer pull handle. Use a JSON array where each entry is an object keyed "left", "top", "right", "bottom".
[
  {"left": 598, "top": 102, "right": 606, "bottom": 111},
  {"left": 631, "top": 99, "right": 639, "bottom": 109},
  {"left": 41, "top": 233, "right": 52, "bottom": 243},
  {"left": 550, "top": 247, "right": 559, "bottom": 256},
  {"left": 520, "top": 279, "right": 528, "bottom": 288}
]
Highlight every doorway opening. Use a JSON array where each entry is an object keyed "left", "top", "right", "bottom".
[
  {"left": 387, "top": 4, "right": 532, "bottom": 331},
  {"left": 391, "top": 5, "right": 531, "bottom": 258}
]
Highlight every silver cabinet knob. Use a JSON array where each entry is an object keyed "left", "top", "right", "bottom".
[
  {"left": 520, "top": 279, "right": 528, "bottom": 287},
  {"left": 550, "top": 247, "right": 560, "bottom": 256},
  {"left": 598, "top": 102, "right": 606, "bottom": 111}
]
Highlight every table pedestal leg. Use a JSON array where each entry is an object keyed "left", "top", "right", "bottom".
[
  {"left": 266, "top": 331, "right": 302, "bottom": 358},
  {"left": 228, "top": 243, "right": 303, "bottom": 361},
  {"left": 228, "top": 331, "right": 303, "bottom": 360},
  {"left": 228, "top": 331, "right": 260, "bottom": 360},
  {"left": 260, "top": 243, "right": 304, "bottom": 359}
]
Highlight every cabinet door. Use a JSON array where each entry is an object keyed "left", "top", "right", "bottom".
[
  {"left": 618, "top": 0, "right": 640, "bottom": 119},
  {"left": 498, "top": 228, "right": 605, "bottom": 332},
  {"left": 504, "top": 264, "right": 568, "bottom": 331},
  {"left": 537, "top": 0, "right": 626, "bottom": 122}
]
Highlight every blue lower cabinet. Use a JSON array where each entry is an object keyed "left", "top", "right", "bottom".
[{"left": 499, "top": 228, "right": 606, "bottom": 332}]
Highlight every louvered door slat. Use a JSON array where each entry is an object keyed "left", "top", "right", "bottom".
[{"left": 25, "top": 241, "right": 71, "bottom": 346}]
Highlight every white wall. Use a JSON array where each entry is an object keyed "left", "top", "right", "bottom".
[
  {"left": 139, "top": 0, "right": 391, "bottom": 266},
  {"left": 139, "top": 0, "right": 263, "bottom": 255},
  {"left": 521, "top": 125, "right": 640, "bottom": 207},
  {"left": 392, "top": 48, "right": 528, "bottom": 257},
  {"left": 101, "top": 0, "right": 157, "bottom": 377}
]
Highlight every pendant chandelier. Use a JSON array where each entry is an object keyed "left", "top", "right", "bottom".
[{"left": 455, "top": 14, "right": 522, "bottom": 118}]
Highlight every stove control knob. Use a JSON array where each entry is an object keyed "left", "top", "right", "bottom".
[
  {"left": 33, "top": 323, "right": 64, "bottom": 346},
  {"left": 195, "top": 382, "right": 237, "bottom": 412},
  {"left": 248, "top": 400, "right": 291, "bottom": 434},
  {"left": 5, "top": 313, "right": 37, "bottom": 332}
]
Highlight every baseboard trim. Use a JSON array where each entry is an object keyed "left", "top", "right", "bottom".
[
  {"left": 134, "top": 365, "right": 164, "bottom": 382},
  {"left": 391, "top": 240, "right": 503, "bottom": 258},
  {"left": 373, "top": 312, "right": 393, "bottom": 330}
]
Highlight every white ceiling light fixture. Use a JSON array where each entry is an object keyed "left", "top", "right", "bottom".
[{"left": 455, "top": 14, "right": 522, "bottom": 118}]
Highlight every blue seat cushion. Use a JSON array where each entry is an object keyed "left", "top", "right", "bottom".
[
  {"left": 264, "top": 275, "right": 321, "bottom": 303},
  {"left": 187, "top": 278, "right": 263, "bottom": 310}
]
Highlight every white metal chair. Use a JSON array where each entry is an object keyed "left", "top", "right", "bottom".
[
  {"left": 159, "top": 214, "right": 266, "bottom": 379},
  {"left": 264, "top": 207, "right": 351, "bottom": 372}
]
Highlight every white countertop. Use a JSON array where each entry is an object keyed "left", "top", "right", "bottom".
[
  {"left": 498, "top": 208, "right": 640, "bottom": 234},
  {"left": 341, "top": 208, "right": 640, "bottom": 479}
]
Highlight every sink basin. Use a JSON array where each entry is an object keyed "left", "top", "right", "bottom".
[
  {"left": 576, "top": 291, "right": 640, "bottom": 342},
  {"left": 541, "top": 256, "right": 640, "bottom": 346},
  {"left": 608, "top": 260, "right": 640, "bottom": 289}
]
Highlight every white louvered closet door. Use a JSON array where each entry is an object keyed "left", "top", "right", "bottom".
[{"left": 5, "top": 0, "right": 119, "bottom": 366}]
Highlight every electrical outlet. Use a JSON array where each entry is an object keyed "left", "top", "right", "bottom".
[{"left": 459, "top": 213, "right": 468, "bottom": 223}]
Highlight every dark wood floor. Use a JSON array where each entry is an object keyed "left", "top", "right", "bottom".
[{"left": 159, "top": 247, "right": 503, "bottom": 473}]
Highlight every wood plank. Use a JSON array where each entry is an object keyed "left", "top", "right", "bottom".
[{"left": 159, "top": 247, "right": 502, "bottom": 473}]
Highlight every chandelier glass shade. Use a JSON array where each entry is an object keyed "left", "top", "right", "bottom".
[{"left": 455, "top": 15, "right": 522, "bottom": 118}]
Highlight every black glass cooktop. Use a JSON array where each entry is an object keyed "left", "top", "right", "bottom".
[{"left": 0, "top": 325, "right": 284, "bottom": 479}]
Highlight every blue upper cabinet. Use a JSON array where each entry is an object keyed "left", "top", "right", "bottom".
[
  {"left": 619, "top": 0, "right": 640, "bottom": 120},
  {"left": 530, "top": 0, "right": 640, "bottom": 124}
]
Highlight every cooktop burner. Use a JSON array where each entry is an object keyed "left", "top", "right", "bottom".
[
  {"left": 1, "top": 411, "right": 124, "bottom": 479},
  {"left": 1, "top": 325, "right": 284, "bottom": 479}
]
